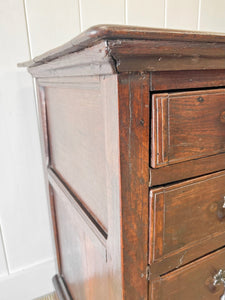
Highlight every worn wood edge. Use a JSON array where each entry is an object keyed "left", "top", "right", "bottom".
[
  {"left": 150, "top": 149, "right": 225, "bottom": 187},
  {"left": 118, "top": 73, "right": 150, "bottom": 299},
  {"left": 151, "top": 88, "right": 225, "bottom": 169},
  {"left": 150, "top": 69, "right": 225, "bottom": 91},
  {"left": 110, "top": 39, "right": 225, "bottom": 72},
  {"left": 48, "top": 185, "right": 62, "bottom": 274},
  {"left": 149, "top": 228, "right": 225, "bottom": 276},
  {"left": 52, "top": 274, "right": 72, "bottom": 300},
  {"left": 22, "top": 40, "right": 225, "bottom": 77},
  {"left": 149, "top": 247, "right": 225, "bottom": 299},
  {"left": 151, "top": 168, "right": 225, "bottom": 191},
  {"left": 19, "top": 24, "right": 225, "bottom": 68},
  {"left": 149, "top": 170, "right": 225, "bottom": 275},
  {"left": 25, "top": 41, "right": 116, "bottom": 78}
]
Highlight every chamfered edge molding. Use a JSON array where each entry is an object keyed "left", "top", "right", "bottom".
[{"left": 18, "top": 24, "right": 225, "bottom": 77}]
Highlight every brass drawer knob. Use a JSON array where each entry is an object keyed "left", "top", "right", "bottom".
[{"left": 220, "top": 111, "right": 225, "bottom": 123}]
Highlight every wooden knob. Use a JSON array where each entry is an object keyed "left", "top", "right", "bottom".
[{"left": 220, "top": 111, "right": 225, "bottom": 123}]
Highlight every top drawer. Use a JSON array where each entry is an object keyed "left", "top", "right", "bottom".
[{"left": 151, "top": 89, "right": 225, "bottom": 168}]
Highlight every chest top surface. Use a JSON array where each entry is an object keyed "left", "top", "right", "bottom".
[{"left": 20, "top": 24, "right": 225, "bottom": 75}]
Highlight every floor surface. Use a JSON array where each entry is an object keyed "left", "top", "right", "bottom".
[{"left": 34, "top": 292, "right": 57, "bottom": 300}]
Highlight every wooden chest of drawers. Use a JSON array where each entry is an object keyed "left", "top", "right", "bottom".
[{"left": 22, "top": 25, "right": 225, "bottom": 299}]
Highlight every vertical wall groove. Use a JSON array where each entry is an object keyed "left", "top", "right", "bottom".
[
  {"left": 77, "top": 0, "right": 82, "bottom": 32},
  {"left": 164, "top": 0, "right": 168, "bottom": 27},
  {"left": 22, "top": 0, "right": 32, "bottom": 58},
  {"left": 125, "top": 0, "right": 128, "bottom": 24},
  {"left": 0, "top": 225, "right": 9, "bottom": 275},
  {"left": 197, "top": 0, "right": 202, "bottom": 30}
]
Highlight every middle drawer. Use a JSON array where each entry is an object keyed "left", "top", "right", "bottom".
[{"left": 149, "top": 170, "right": 225, "bottom": 275}]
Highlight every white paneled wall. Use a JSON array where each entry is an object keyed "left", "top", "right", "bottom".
[
  {"left": 166, "top": 0, "right": 199, "bottom": 29},
  {"left": 126, "top": 0, "right": 165, "bottom": 27},
  {"left": 0, "top": 0, "right": 55, "bottom": 299},
  {"left": 1, "top": 0, "right": 224, "bottom": 299},
  {"left": 24, "top": 0, "right": 81, "bottom": 57},
  {"left": 79, "top": 0, "right": 125, "bottom": 30},
  {"left": 199, "top": 0, "right": 225, "bottom": 32}
]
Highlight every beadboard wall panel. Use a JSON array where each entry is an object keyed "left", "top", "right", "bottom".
[
  {"left": 126, "top": 0, "right": 165, "bottom": 27},
  {"left": 199, "top": 0, "right": 225, "bottom": 32},
  {"left": 166, "top": 0, "right": 199, "bottom": 29},
  {"left": 24, "top": 0, "right": 81, "bottom": 57},
  {"left": 0, "top": 0, "right": 55, "bottom": 299},
  {"left": 0, "top": 226, "right": 8, "bottom": 277},
  {"left": 1, "top": 0, "right": 224, "bottom": 299},
  {"left": 79, "top": 0, "right": 125, "bottom": 30}
]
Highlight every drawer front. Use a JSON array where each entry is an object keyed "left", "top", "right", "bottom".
[
  {"left": 151, "top": 89, "right": 225, "bottom": 168},
  {"left": 149, "top": 171, "right": 225, "bottom": 273},
  {"left": 150, "top": 248, "right": 225, "bottom": 300}
]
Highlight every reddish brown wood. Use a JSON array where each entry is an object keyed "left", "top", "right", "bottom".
[
  {"left": 108, "top": 39, "right": 225, "bottom": 72},
  {"left": 23, "top": 26, "right": 225, "bottom": 300},
  {"left": 48, "top": 184, "right": 62, "bottom": 273},
  {"left": 20, "top": 25, "right": 225, "bottom": 68},
  {"left": 118, "top": 73, "right": 150, "bottom": 300},
  {"left": 151, "top": 89, "right": 225, "bottom": 168},
  {"left": 150, "top": 248, "right": 225, "bottom": 300},
  {"left": 150, "top": 152, "right": 225, "bottom": 187},
  {"left": 149, "top": 171, "right": 225, "bottom": 274},
  {"left": 44, "top": 77, "right": 109, "bottom": 232},
  {"left": 51, "top": 184, "right": 108, "bottom": 300},
  {"left": 150, "top": 70, "right": 225, "bottom": 91}
]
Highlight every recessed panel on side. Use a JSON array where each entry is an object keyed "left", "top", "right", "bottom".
[
  {"left": 51, "top": 184, "right": 109, "bottom": 300},
  {"left": 44, "top": 78, "right": 109, "bottom": 231}
]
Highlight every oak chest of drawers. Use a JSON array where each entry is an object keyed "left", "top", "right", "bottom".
[{"left": 22, "top": 25, "right": 225, "bottom": 299}]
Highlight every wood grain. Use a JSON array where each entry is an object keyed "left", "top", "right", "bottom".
[
  {"left": 24, "top": 26, "right": 225, "bottom": 300},
  {"left": 150, "top": 247, "right": 225, "bottom": 299},
  {"left": 150, "top": 70, "right": 225, "bottom": 91},
  {"left": 20, "top": 24, "right": 225, "bottom": 68},
  {"left": 149, "top": 170, "right": 225, "bottom": 274},
  {"left": 45, "top": 77, "right": 108, "bottom": 231},
  {"left": 151, "top": 89, "right": 225, "bottom": 168},
  {"left": 51, "top": 186, "right": 108, "bottom": 300},
  {"left": 46, "top": 75, "right": 123, "bottom": 300},
  {"left": 21, "top": 25, "right": 225, "bottom": 77},
  {"left": 118, "top": 73, "right": 150, "bottom": 300},
  {"left": 150, "top": 152, "right": 225, "bottom": 187}
]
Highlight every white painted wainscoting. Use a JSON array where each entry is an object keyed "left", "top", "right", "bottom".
[{"left": 0, "top": 0, "right": 224, "bottom": 299}]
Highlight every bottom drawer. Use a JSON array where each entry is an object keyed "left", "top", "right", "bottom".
[{"left": 150, "top": 248, "right": 225, "bottom": 300}]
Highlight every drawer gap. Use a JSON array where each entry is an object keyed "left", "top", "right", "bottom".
[
  {"left": 150, "top": 168, "right": 225, "bottom": 189},
  {"left": 151, "top": 85, "right": 225, "bottom": 94}
]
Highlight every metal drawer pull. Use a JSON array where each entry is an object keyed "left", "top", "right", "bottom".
[
  {"left": 213, "top": 269, "right": 225, "bottom": 286},
  {"left": 213, "top": 270, "right": 225, "bottom": 300},
  {"left": 217, "top": 197, "right": 225, "bottom": 221},
  {"left": 221, "top": 111, "right": 225, "bottom": 123}
]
